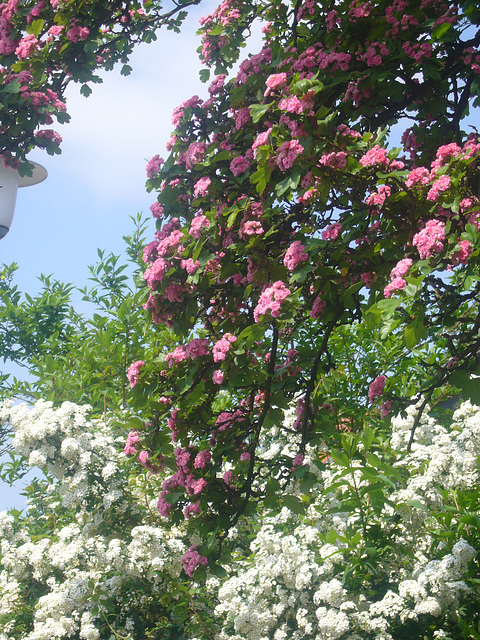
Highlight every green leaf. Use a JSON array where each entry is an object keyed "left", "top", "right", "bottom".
[
  {"left": 404, "top": 317, "right": 427, "bottom": 349},
  {"left": 199, "top": 69, "right": 210, "bottom": 83},
  {"left": 283, "top": 494, "right": 305, "bottom": 515},
  {"left": 330, "top": 449, "right": 350, "bottom": 467},
  {"left": 249, "top": 103, "right": 271, "bottom": 123}
]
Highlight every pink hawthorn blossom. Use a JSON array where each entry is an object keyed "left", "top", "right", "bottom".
[
  {"left": 322, "top": 222, "right": 342, "bottom": 240},
  {"left": 212, "top": 333, "right": 237, "bottom": 362},
  {"left": 194, "top": 177, "right": 212, "bottom": 198},
  {"left": 124, "top": 430, "right": 139, "bottom": 455},
  {"left": 254, "top": 281, "right": 291, "bottom": 322},
  {"left": 276, "top": 140, "right": 304, "bottom": 170},
  {"left": 359, "top": 144, "right": 389, "bottom": 167},
  {"left": 146, "top": 155, "right": 164, "bottom": 179},
  {"left": 412, "top": 220, "right": 445, "bottom": 259},
  {"left": 427, "top": 174, "right": 451, "bottom": 201},
  {"left": 212, "top": 369, "right": 224, "bottom": 384},
  {"left": 284, "top": 240, "right": 308, "bottom": 271},
  {"left": 368, "top": 375, "right": 386, "bottom": 403},
  {"left": 127, "top": 361, "right": 144, "bottom": 388},
  {"left": 230, "top": 155, "right": 251, "bottom": 176},
  {"left": 189, "top": 213, "right": 210, "bottom": 238}
]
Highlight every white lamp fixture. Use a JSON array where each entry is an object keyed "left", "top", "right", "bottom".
[{"left": 0, "top": 162, "right": 48, "bottom": 239}]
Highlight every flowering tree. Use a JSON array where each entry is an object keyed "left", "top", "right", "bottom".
[
  {"left": 134, "top": 0, "right": 480, "bottom": 571},
  {"left": 0, "top": 0, "right": 202, "bottom": 170}
]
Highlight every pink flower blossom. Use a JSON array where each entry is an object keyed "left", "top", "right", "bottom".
[
  {"left": 212, "top": 369, "right": 224, "bottom": 384},
  {"left": 412, "top": 220, "right": 445, "bottom": 259},
  {"left": 252, "top": 128, "right": 272, "bottom": 157},
  {"left": 184, "top": 141, "right": 207, "bottom": 170},
  {"left": 189, "top": 213, "right": 210, "bottom": 238},
  {"left": 451, "top": 240, "right": 473, "bottom": 266},
  {"left": 322, "top": 222, "right": 342, "bottom": 240},
  {"left": 181, "top": 545, "right": 208, "bottom": 576},
  {"left": 194, "top": 449, "right": 211, "bottom": 470},
  {"left": 284, "top": 240, "right": 308, "bottom": 271},
  {"left": 276, "top": 140, "right": 304, "bottom": 170},
  {"left": 212, "top": 333, "right": 237, "bottom": 362},
  {"left": 240, "top": 219, "right": 264, "bottom": 237},
  {"left": 390, "top": 258, "right": 412, "bottom": 279},
  {"left": 194, "top": 177, "right": 211, "bottom": 198},
  {"left": 368, "top": 375, "right": 386, "bottom": 403},
  {"left": 405, "top": 166, "right": 431, "bottom": 188},
  {"left": 359, "top": 144, "right": 389, "bottom": 167},
  {"left": 365, "top": 185, "right": 391, "bottom": 207},
  {"left": 310, "top": 296, "right": 326, "bottom": 318},
  {"left": 124, "top": 430, "right": 139, "bottom": 455},
  {"left": 146, "top": 155, "right": 164, "bottom": 179},
  {"left": 427, "top": 174, "right": 451, "bottom": 201},
  {"left": 230, "top": 155, "right": 251, "bottom": 176},
  {"left": 384, "top": 277, "right": 407, "bottom": 298},
  {"left": 127, "top": 361, "right": 144, "bottom": 388},
  {"left": 264, "top": 72, "right": 287, "bottom": 95},
  {"left": 144, "top": 258, "right": 168, "bottom": 287},
  {"left": 319, "top": 151, "right": 348, "bottom": 170},
  {"left": 254, "top": 281, "right": 291, "bottom": 322},
  {"left": 15, "top": 34, "right": 39, "bottom": 60}
]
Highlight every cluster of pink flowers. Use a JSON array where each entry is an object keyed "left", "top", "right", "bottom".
[
  {"left": 276, "top": 140, "right": 303, "bottom": 170},
  {"left": 189, "top": 213, "right": 210, "bottom": 238},
  {"left": 427, "top": 174, "right": 451, "bottom": 201},
  {"left": 171, "top": 95, "right": 202, "bottom": 127},
  {"left": 239, "top": 219, "right": 264, "bottom": 238},
  {"left": 359, "top": 144, "right": 389, "bottom": 167},
  {"left": 403, "top": 41, "right": 432, "bottom": 63},
  {"left": 384, "top": 257, "right": 412, "bottom": 298},
  {"left": 451, "top": 240, "right": 473, "bottom": 266},
  {"left": 368, "top": 375, "right": 386, "bottom": 403},
  {"left": 184, "top": 141, "right": 207, "bottom": 170},
  {"left": 230, "top": 155, "right": 251, "bottom": 176},
  {"left": 194, "top": 449, "right": 212, "bottom": 469},
  {"left": 405, "top": 166, "right": 431, "bottom": 188},
  {"left": 144, "top": 257, "right": 168, "bottom": 287},
  {"left": 254, "top": 281, "right": 291, "bottom": 322},
  {"left": 284, "top": 240, "right": 308, "bottom": 271},
  {"left": 15, "top": 34, "right": 39, "bottom": 60},
  {"left": 412, "top": 219, "right": 445, "bottom": 259},
  {"left": 212, "top": 333, "right": 237, "bottom": 362},
  {"left": 124, "top": 430, "right": 139, "bottom": 455},
  {"left": 278, "top": 92, "right": 314, "bottom": 114},
  {"left": 194, "top": 176, "right": 211, "bottom": 198},
  {"left": 358, "top": 41, "right": 390, "bottom": 67},
  {"left": 365, "top": 185, "right": 391, "bottom": 207},
  {"left": 264, "top": 72, "right": 287, "bottom": 96},
  {"left": 310, "top": 295, "right": 326, "bottom": 318},
  {"left": 166, "top": 338, "right": 210, "bottom": 367},
  {"left": 146, "top": 155, "right": 164, "bottom": 179},
  {"left": 127, "top": 360, "right": 144, "bottom": 388},
  {"left": 319, "top": 151, "right": 348, "bottom": 169},
  {"left": 322, "top": 222, "right": 342, "bottom": 241},
  {"left": 181, "top": 546, "right": 208, "bottom": 577},
  {"left": 66, "top": 24, "right": 90, "bottom": 42}
]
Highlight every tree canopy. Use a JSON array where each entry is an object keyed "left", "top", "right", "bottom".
[{"left": 134, "top": 0, "right": 480, "bottom": 558}]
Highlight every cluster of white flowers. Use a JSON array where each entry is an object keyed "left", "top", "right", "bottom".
[
  {"left": 214, "top": 401, "right": 480, "bottom": 640},
  {"left": 0, "top": 400, "right": 186, "bottom": 640}
]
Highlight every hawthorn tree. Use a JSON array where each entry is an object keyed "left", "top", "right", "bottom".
[
  {"left": 0, "top": 0, "right": 203, "bottom": 170},
  {"left": 131, "top": 0, "right": 480, "bottom": 570}
]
